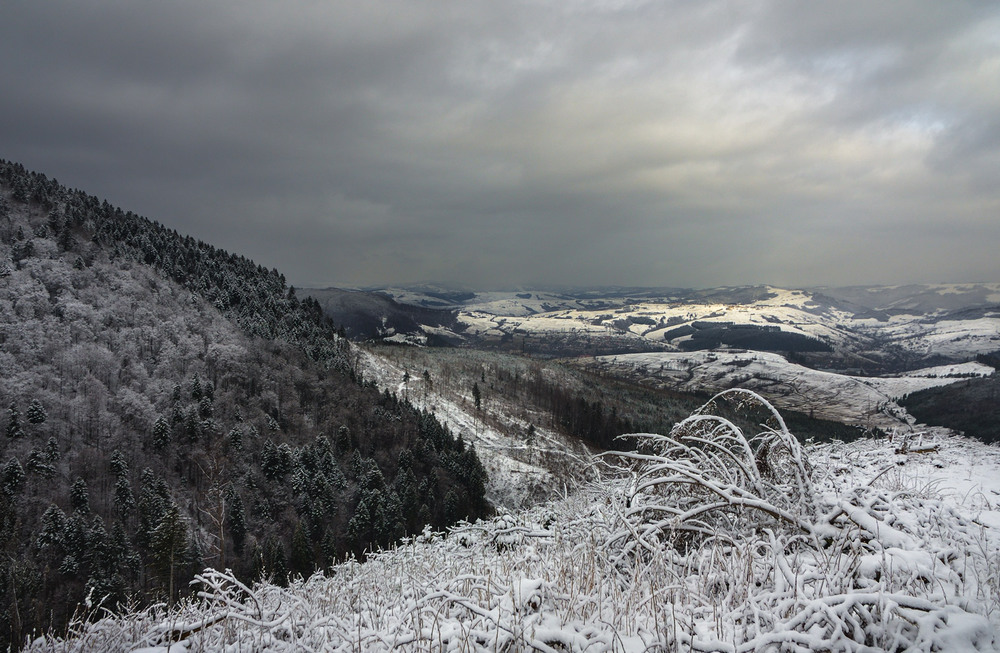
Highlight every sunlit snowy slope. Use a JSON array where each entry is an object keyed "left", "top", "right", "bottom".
[{"left": 370, "top": 284, "right": 1000, "bottom": 369}]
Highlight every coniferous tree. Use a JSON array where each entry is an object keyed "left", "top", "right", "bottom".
[
  {"left": 137, "top": 469, "right": 170, "bottom": 551},
  {"left": 109, "top": 450, "right": 128, "bottom": 478},
  {"left": 5, "top": 405, "right": 24, "bottom": 440},
  {"left": 225, "top": 487, "right": 246, "bottom": 553},
  {"left": 289, "top": 522, "right": 313, "bottom": 579},
  {"left": 69, "top": 478, "right": 90, "bottom": 514},
  {"left": 37, "top": 504, "right": 68, "bottom": 553},
  {"left": 114, "top": 477, "right": 135, "bottom": 519},
  {"left": 227, "top": 426, "right": 244, "bottom": 451},
  {"left": 150, "top": 504, "right": 188, "bottom": 605},
  {"left": 152, "top": 416, "right": 171, "bottom": 449},
  {"left": 265, "top": 538, "right": 289, "bottom": 587},
  {"left": 26, "top": 399, "right": 47, "bottom": 425},
  {"left": 44, "top": 437, "right": 60, "bottom": 463},
  {"left": 1, "top": 459, "right": 25, "bottom": 497},
  {"left": 25, "top": 448, "right": 56, "bottom": 478}
]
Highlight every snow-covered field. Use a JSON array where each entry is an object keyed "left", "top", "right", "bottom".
[
  {"left": 578, "top": 351, "right": 994, "bottom": 429},
  {"left": 30, "top": 391, "right": 1000, "bottom": 652},
  {"left": 412, "top": 285, "right": 1000, "bottom": 366}
]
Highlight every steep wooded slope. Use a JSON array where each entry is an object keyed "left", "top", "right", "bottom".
[{"left": 0, "top": 160, "right": 489, "bottom": 649}]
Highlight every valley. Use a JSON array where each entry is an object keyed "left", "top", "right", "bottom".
[
  {"left": 312, "top": 283, "right": 1000, "bottom": 443},
  {"left": 3, "top": 160, "right": 999, "bottom": 651}
]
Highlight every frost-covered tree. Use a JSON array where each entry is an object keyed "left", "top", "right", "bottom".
[
  {"left": 5, "top": 404, "right": 24, "bottom": 439},
  {"left": 44, "top": 437, "right": 59, "bottom": 463},
  {"left": 226, "top": 426, "right": 243, "bottom": 451},
  {"left": 25, "top": 448, "right": 55, "bottom": 478},
  {"left": 289, "top": 522, "right": 313, "bottom": 579},
  {"left": 152, "top": 416, "right": 171, "bottom": 449},
  {"left": 1, "top": 458, "right": 25, "bottom": 497},
  {"left": 26, "top": 399, "right": 47, "bottom": 425},
  {"left": 69, "top": 478, "right": 90, "bottom": 514},
  {"left": 109, "top": 450, "right": 128, "bottom": 479},
  {"left": 36, "top": 504, "right": 68, "bottom": 552}
]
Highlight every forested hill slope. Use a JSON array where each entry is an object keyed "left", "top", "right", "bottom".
[{"left": 0, "top": 160, "right": 489, "bottom": 649}]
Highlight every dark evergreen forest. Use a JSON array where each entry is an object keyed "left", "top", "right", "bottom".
[
  {"left": 898, "top": 355, "right": 1000, "bottom": 444},
  {"left": 0, "top": 160, "right": 489, "bottom": 649}
]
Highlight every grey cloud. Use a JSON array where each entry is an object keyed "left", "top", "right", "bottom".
[{"left": 1, "top": 1, "right": 998, "bottom": 289}]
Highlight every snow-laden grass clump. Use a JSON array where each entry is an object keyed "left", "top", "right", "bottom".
[{"left": 27, "top": 391, "right": 1000, "bottom": 652}]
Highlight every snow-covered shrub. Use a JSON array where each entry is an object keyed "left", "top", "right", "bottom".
[
  {"left": 23, "top": 390, "right": 1000, "bottom": 652},
  {"left": 606, "top": 388, "right": 815, "bottom": 560},
  {"left": 602, "top": 389, "right": 997, "bottom": 652}
]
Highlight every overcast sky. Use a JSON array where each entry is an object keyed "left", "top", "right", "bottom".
[{"left": 2, "top": 1, "right": 998, "bottom": 290}]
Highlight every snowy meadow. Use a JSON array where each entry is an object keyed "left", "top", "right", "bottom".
[{"left": 28, "top": 391, "right": 1000, "bottom": 652}]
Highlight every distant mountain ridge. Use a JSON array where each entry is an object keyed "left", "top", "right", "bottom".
[{"left": 304, "top": 287, "right": 461, "bottom": 343}]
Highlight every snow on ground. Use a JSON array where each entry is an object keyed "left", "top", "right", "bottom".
[
  {"left": 459, "top": 310, "right": 611, "bottom": 340},
  {"left": 899, "top": 317, "right": 1000, "bottom": 358},
  {"left": 30, "top": 392, "right": 1000, "bottom": 652},
  {"left": 448, "top": 286, "right": 1000, "bottom": 365},
  {"left": 354, "top": 347, "right": 580, "bottom": 510},
  {"left": 582, "top": 350, "right": 991, "bottom": 429},
  {"left": 814, "top": 430, "right": 1000, "bottom": 532},
  {"left": 902, "top": 361, "right": 996, "bottom": 378}
]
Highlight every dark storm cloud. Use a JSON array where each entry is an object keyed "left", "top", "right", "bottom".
[{"left": 2, "top": 0, "right": 998, "bottom": 289}]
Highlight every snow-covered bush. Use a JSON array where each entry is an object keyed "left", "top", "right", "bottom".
[
  {"left": 605, "top": 388, "right": 815, "bottom": 559},
  {"left": 602, "top": 389, "right": 997, "bottom": 651},
  {"left": 24, "top": 391, "right": 1000, "bottom": 652}
]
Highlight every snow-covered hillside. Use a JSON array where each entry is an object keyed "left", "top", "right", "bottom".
[
  {"left": 30, "top": 392, "right": 1000, "bottom": 652},
  {"left": 356, "top": 284, "right": 1000, "bottom": 433},
  {"left": 355, "top": 347, "right": 572, "bottom": 510},
  {"left": 371, "top": 284, "right": 1000, "bottom": 370},
  {"left": 577, "top": 350, "right": 994, "bottom": 430}
]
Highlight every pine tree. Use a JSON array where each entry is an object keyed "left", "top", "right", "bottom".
[
  {"left": 290, "top": 522, "right": 313, "bottom": 579},
  {"left": 5, "top": 404, "right": 24, "bottom": 439},
  {"left": 26, "top": 399, "right": 47, "bottom": 425},
  {"left": 227, "top": 426, "right": 244, "bottom": 451},
  {"left": 198, "top": 394, "right": 213, "bottom": 419},
  {"left": 1, "top": 459, "right": 25, "bottom": 497},
  {"left": 109, "top": 450, "right": 128, "bottom": 478},
  {"left": 58, "top": 222, "right": 76, "bottom": 251},
  {"left": 183, "top": 407, "right": 201, "bottom": 443},
  {"left": 25, "top": 448, "right": 55, "bottom": 478},
  {"left": 444, "top": 489, "right": 462, "bottom": 524},
  {"left": 70, "top": 478, "right": 90, "bottom": 514},
  {"left": 150, "top": 504, "right": 188, "bottom": 605},
  {"left": 152, "top": 416, "right": 171, "bottom": 449},
  {"left": 114, "top": 476, "right": 135, "bottom": 519},
  {"left": 137, "top": 469, "right": 170, "bottom": 550},
  {"left": 36, "top": 504, "right": 68, "bottom": 552},
  {"left": 225, "top": 487, "right": 246, "bottom": 553},
  {"left": 266, "top": 538, "right": 289, "bottom": 587},
  {"left": 44, "top": 436, "right": 60, "bottom": 463}
]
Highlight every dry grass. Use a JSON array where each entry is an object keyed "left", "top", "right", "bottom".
[{"left": 26, "top": 391, "right": 1000, "bottom": 652}]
